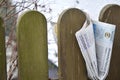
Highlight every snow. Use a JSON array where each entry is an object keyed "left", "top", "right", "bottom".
[
  {"left": 42, "top": 0, "right": 120, "bottom": 67},
  {"left": 6, "top": 0, "right": 120, "bottom": 79},
  {"left": 10, "top": 0, "right": 120, "bottom": 68}
]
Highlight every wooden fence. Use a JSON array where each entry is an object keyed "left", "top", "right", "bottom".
[
  {"left": 0, "top": 17, "right": 7, "bottom": 80},
  {"left": 99, "top": 4, "right": 120, "bottom": 80},
  {"left": 57, "top": 8, "right": 87, "bottom": 80},
  {"left": 0, "top": 4, "right": 120, "bottom": 80}
]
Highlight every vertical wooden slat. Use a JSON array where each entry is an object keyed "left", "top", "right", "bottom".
[
  {"left": 57, "top": 8, "right": 88, "bottom": 80},
  {"left": 0, "top": 17, "right": 7, "bottom": 80},
  {"left": 99, "top": 4, "right": 120, "bottom": 80},
  {"left": 17, "top": 11, "right": 48, "bottom": 80}
]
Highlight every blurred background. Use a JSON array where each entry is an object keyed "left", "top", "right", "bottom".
[{"left": 0, "top": 0, "right": 120, "bottom": 80}]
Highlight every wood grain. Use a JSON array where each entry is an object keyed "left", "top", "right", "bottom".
[
  {"left": 17, "top": 11, "right": 48, "bottom": 80},
  {"left": 58, "top": 8, "right": 88, "bottom": 80}
]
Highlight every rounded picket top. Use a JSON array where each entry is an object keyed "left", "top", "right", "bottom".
[
  {"left": 99, "top": 4, "right": 120, "bottom": 80},
  {"left": 0, "top": 17, "right": 7, "bottom": 80},
  {"left": 17, "top": 10, "right": 47, "bottom": 30},
  {"left": 57, "top": 8, "right": 88, "bottom": 80},
  {"left": 17, "top": 10, "right": 48, "bottom": 80},
  {"left": 99, "top": 4, "right": 120, "bottom": 24}
]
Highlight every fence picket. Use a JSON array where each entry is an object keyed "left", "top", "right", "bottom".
[
  {"left": 57, "top": 8, "right": 88, "bottom": 80},
  {"left": 17, "top": 11, "right": 48, "bottom": 80},
  {"left": 99, "top": 4, "right": 120, "bottom": 80},
  {"left": 0, "top": 18, "right": 7, "bottom": 80}
]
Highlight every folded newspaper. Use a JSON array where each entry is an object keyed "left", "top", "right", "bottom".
[{"left": 75, "top": 13, "right": 116, "bottom": 80}]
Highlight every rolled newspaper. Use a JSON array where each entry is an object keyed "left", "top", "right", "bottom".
[{"left": 75, "top": 12, "right": 116, "bottom": 80}]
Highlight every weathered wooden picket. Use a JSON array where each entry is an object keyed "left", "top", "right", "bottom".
[
  {"left": 99, "top": 4, "right": 120, "bottom": 80},
  {"left": 0, "top": 17, "right": 7, "bottom": 80},
  {"left": 0, "top": 4, "right": 120, "bottom": 80},
  {"left": 57, "top": 8, "right": 87, "bottom": 80},
  {"left": 17, "top": 11, "right": 48, "bottom": 80}
]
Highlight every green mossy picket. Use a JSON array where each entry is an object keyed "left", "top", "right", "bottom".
[
  {"left": 0, "top": 18, "right": 7, "bottom": 80},
  {"left": 17, "top": 11, "right": 48, "bottom": 80},
  {"left": 99, "top": 4, "right": 120, "bottom": 80},
  {"left": 57, "top": 8, "right": 88, "bottom": 80}
]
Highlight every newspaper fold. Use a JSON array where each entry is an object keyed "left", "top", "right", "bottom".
[{"left": 75, "top": 13, "right": 116, "bottom": 80}]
